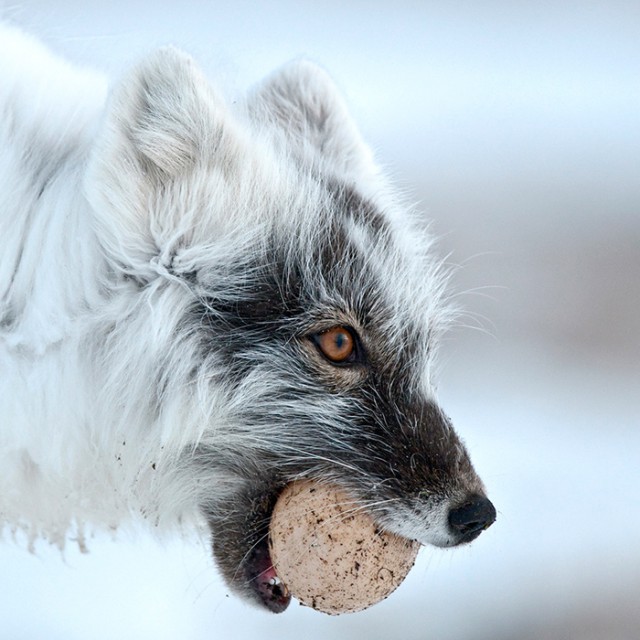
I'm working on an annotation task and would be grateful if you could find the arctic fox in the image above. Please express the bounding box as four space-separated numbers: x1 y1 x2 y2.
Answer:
0 24 495 612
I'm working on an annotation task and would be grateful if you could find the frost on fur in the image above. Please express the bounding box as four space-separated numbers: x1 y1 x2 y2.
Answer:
0 24 494 612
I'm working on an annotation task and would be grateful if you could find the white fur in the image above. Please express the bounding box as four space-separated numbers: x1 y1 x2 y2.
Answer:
0 23 465 565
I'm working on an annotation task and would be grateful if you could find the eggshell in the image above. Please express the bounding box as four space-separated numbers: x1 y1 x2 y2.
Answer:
268 480 420 614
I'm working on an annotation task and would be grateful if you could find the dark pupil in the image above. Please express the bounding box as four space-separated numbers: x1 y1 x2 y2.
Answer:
334 333 347 350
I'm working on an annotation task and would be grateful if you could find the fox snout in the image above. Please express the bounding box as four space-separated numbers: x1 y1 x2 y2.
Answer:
448 494 497 544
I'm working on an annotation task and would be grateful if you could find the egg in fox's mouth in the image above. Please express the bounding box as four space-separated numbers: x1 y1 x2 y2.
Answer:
244 480 422 615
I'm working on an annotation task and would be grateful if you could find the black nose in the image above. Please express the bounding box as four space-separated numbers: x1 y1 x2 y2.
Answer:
448 495 496 543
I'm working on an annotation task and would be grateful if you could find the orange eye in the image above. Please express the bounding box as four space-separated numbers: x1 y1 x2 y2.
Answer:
314 326 356 364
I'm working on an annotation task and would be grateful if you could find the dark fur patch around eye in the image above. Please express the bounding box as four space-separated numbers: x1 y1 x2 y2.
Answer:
185 187 392 384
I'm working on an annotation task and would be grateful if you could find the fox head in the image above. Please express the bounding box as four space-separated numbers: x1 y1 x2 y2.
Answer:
84 48 495 612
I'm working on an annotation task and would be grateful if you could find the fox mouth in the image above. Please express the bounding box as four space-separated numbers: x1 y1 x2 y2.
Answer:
244 528 291 613
239 491 495 612
213 477 496 613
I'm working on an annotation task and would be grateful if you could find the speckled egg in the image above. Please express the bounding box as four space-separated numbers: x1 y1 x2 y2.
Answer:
268 480 420 614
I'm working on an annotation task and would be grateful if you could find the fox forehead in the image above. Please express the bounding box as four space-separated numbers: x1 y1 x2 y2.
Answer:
183 175 447 399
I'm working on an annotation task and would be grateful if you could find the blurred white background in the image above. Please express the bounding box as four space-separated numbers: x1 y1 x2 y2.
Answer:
1 1 638 638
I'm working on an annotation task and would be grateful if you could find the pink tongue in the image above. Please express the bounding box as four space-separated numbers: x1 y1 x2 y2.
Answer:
251 545 290 613
260 567 284 587
260 563 280 585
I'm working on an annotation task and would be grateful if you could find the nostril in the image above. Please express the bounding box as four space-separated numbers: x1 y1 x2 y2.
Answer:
448 495 496 542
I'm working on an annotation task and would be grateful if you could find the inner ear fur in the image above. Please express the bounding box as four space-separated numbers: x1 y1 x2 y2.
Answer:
248 60 377 180
85 46 246 268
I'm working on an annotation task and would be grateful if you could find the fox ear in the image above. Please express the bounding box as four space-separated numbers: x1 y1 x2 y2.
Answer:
85 47 242 270
250 60 377 180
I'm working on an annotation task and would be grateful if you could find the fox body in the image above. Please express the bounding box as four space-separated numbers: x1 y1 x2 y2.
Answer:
0 25 494 611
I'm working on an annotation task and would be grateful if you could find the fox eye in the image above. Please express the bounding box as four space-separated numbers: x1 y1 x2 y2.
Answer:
311 326 360 365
